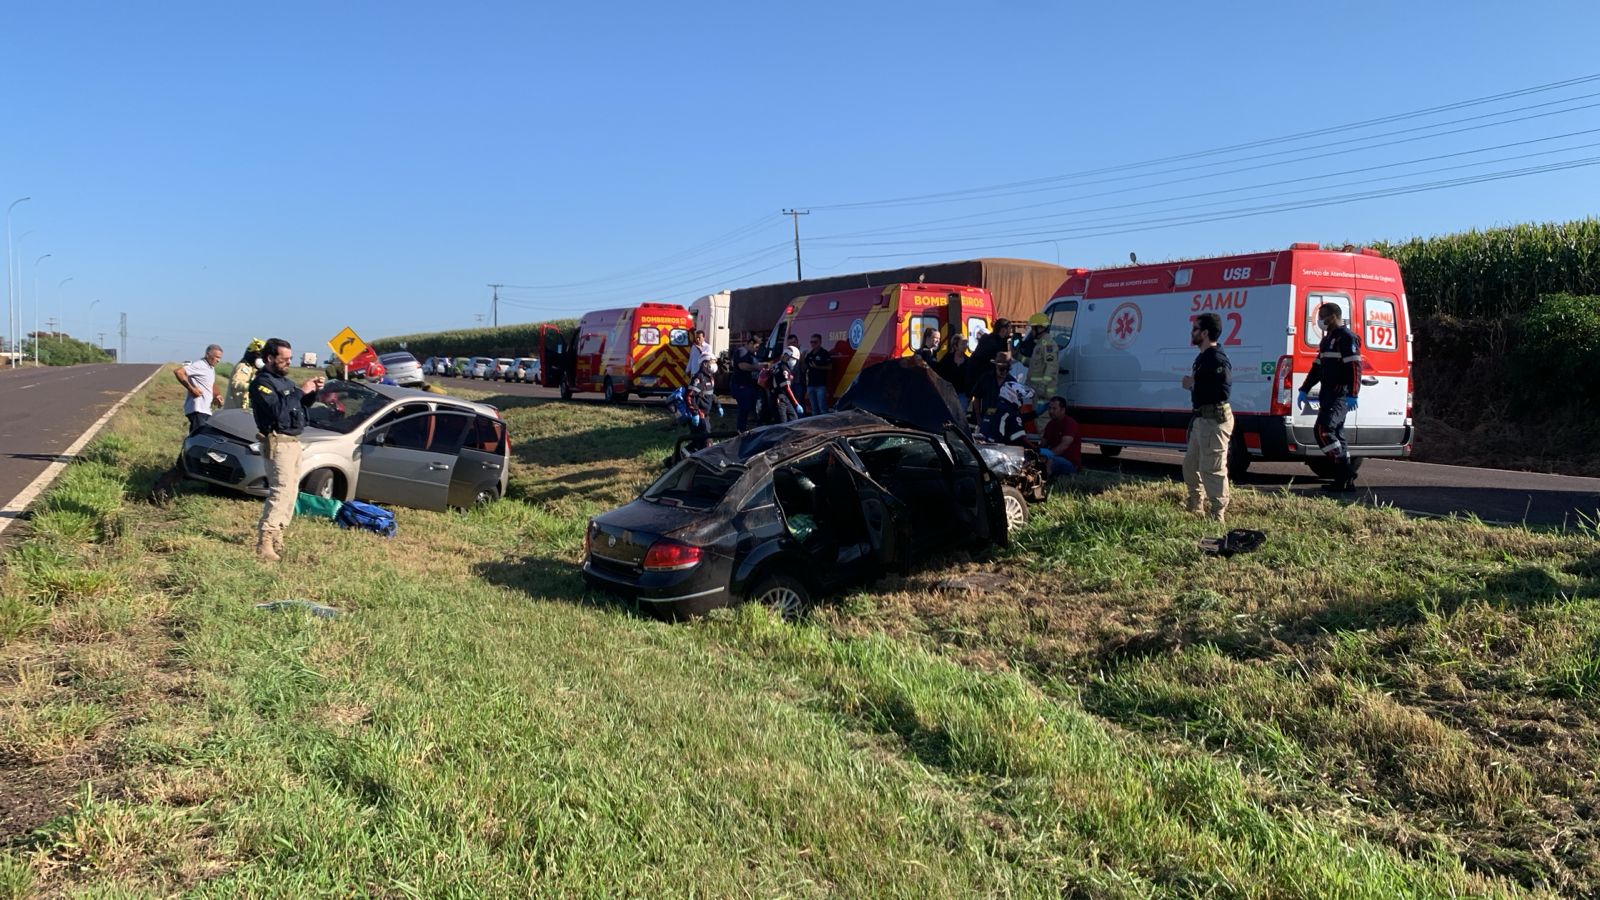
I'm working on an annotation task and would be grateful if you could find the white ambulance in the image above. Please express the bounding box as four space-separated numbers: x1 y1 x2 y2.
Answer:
1040 244 1413 476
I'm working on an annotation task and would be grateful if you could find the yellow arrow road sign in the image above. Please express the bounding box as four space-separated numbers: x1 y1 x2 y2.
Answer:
328 327 367 364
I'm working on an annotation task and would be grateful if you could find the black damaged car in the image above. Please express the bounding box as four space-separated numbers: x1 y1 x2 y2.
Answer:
582 357 1023 618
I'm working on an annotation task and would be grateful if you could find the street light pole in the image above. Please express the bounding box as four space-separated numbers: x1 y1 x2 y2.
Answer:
32 254 51 357
87 298 99 353
53 277 74 361
5 197 30 368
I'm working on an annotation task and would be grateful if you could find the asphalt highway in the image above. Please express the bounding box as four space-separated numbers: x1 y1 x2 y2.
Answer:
0 364 162 515
445 375 1600 529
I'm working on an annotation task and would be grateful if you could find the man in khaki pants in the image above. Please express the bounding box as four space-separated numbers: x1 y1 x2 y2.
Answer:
1180 313 1233 523
250 338 324 562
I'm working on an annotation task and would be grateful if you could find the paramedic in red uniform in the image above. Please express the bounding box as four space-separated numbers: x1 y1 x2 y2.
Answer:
1181 313 1233 523
1298 302 1362 493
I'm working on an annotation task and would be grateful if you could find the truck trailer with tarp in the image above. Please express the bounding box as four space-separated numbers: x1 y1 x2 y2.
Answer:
726 258 1069 339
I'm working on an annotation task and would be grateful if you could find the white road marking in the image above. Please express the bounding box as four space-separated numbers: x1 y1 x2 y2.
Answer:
0 368 160 537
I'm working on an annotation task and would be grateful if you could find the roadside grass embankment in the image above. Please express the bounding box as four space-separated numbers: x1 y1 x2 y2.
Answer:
0 378 1593 896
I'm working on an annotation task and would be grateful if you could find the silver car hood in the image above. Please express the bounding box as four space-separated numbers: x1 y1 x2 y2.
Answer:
202 409 340 443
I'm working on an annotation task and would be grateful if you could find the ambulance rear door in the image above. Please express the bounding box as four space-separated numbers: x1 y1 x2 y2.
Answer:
1351 291 1407 450
1291 290 1355 445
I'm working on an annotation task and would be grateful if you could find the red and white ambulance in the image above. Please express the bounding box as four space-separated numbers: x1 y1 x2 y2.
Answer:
763 283 996 404
562 302 694 402
1040 244 1413 475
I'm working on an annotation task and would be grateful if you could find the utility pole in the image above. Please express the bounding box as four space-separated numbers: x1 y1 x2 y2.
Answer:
782 209 809 281
97 332 106 348
119 312 127 363
487 283 503 328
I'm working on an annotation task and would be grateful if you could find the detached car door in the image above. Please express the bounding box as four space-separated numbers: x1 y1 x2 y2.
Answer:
356 410 469 511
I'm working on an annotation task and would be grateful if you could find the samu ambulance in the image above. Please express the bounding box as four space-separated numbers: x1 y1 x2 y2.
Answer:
562 302 694 402
1040 244 1413 475
763 283 997 404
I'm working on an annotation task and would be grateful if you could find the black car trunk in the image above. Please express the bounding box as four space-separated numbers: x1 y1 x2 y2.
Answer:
587 501 708 570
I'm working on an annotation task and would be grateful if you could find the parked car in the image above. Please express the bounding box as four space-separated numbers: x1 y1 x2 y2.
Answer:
379 352 425 387
467 357 493 379
449 356 471 377
180 380 509 511
421 356 450 377
511 357 540 383
490 357 515 381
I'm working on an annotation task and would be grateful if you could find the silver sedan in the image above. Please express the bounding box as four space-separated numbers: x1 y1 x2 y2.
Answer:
180 380 510 511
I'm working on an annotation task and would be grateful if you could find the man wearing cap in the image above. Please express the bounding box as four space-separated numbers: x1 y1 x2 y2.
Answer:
225 338 266 410
1181 313 1233 523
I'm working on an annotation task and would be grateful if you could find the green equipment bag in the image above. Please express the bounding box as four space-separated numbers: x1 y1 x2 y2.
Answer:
294 491 343 520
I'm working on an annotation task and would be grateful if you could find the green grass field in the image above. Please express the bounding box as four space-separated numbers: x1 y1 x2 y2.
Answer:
2 378 1596 897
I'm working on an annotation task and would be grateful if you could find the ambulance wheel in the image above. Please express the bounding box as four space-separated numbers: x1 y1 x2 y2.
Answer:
1097 445 1123 459
1002 486 1029 531
603 377 627 403
559 379 573 401
1227 434 1251 478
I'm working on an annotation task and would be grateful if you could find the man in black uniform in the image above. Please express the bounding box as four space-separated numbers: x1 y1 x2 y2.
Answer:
1298 302 1362 492
251 338 324 562
1181 313 1233 522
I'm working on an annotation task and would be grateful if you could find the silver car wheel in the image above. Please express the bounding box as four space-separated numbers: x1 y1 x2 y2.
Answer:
1002 486 1028 530
750 573 809 620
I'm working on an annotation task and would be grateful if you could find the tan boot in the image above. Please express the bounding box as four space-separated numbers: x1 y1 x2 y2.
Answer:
271 530 285 557
257 531 281 563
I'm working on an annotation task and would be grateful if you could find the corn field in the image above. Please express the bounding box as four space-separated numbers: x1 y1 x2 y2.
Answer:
370 319 577 361
1372 218 1600 319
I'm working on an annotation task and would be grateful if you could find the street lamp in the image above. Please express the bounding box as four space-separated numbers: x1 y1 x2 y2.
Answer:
54 277 74 360
5 197 30 367
87 297 99 353
32 254 51 356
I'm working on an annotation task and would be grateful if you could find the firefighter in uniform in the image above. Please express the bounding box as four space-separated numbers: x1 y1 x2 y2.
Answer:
251 338 325 562
1298 302 1362 492
1181 313 1233 523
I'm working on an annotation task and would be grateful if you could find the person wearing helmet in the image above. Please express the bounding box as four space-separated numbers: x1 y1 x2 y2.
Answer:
225 338 267 410
772 344 805 423
981 378 1033 445
1022 314 1059 397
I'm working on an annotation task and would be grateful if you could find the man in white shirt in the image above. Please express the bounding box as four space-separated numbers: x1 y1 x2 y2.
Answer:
176 344 225 433
687 329 712 381
151 344 223 505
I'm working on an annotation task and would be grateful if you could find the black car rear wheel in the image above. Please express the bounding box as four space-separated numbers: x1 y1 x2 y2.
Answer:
748 573 810 621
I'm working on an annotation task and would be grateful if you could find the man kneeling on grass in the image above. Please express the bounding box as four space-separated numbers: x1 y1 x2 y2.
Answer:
1036 395 1080 479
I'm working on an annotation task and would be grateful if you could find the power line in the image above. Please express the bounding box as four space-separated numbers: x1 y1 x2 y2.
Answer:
832 155 1600 261
811 130 1600 244
502 213 781 290
804 72 1600 210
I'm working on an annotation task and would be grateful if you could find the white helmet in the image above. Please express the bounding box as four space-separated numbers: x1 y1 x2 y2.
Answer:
784 345 802 361
700 358 718 374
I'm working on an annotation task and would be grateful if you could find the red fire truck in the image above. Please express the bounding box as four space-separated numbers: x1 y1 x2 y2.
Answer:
562 302 694 402
763 283 996 404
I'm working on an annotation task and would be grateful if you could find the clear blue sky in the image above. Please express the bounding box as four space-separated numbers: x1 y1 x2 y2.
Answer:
3 0 1598 363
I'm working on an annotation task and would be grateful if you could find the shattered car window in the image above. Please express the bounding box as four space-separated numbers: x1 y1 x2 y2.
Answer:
643 458 745 510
